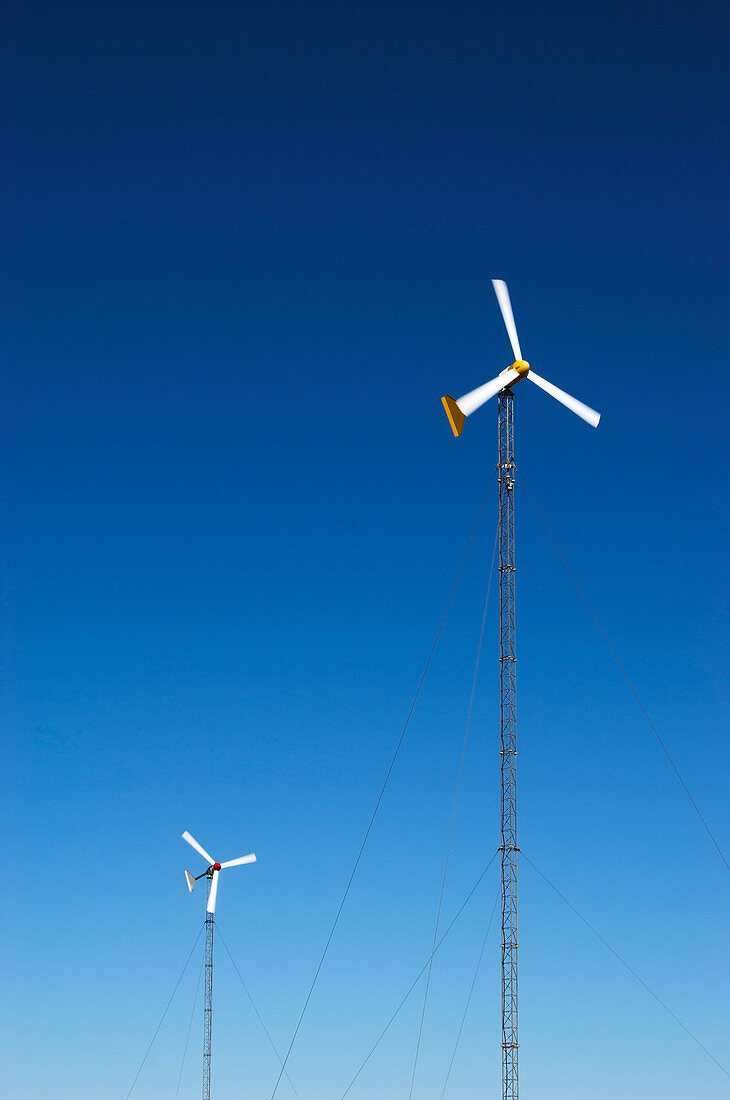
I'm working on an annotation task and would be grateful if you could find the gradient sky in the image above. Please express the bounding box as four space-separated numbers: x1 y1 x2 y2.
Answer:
3 2 729 1099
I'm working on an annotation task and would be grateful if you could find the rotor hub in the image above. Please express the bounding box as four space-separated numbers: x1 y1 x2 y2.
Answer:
512 360 530 376
212 863 221 871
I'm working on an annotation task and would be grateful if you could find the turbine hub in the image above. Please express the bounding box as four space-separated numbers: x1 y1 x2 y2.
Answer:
512 360 530 376
212 863 221 871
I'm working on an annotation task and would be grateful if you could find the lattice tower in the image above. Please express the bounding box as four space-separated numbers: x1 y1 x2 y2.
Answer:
498 391 519 1100
203 875 215 1100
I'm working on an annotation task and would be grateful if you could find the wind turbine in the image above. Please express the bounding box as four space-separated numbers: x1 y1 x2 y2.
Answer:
441 279 600 436
441 280 601 1100
182 830 256 1100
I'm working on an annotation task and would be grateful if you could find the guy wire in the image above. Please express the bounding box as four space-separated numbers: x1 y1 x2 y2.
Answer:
267 476 496 1100
408 517 500 1100
518 472 729 876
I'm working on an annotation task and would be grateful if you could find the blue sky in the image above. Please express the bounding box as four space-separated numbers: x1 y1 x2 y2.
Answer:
3 1 729 1098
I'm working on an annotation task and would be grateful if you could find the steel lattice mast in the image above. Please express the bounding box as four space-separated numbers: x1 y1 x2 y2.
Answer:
498 390 518 1100
203 874 215 1100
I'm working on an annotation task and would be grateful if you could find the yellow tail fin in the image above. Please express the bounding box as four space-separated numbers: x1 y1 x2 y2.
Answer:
441 395 465 437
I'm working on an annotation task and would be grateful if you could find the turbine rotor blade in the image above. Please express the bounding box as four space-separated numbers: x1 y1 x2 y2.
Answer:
220 853 257 868
492 280 523 361
182 830 215 866
527 370 601 427
456 368 520 418
207 869 220 914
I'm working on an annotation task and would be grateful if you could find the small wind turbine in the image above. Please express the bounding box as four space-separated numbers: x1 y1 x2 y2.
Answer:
183 829 256 913
441 279 600 436
182 830 256 1100
440 279 600 1100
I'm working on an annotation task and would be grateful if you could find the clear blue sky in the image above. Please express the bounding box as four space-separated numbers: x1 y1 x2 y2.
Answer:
3 2 729 1098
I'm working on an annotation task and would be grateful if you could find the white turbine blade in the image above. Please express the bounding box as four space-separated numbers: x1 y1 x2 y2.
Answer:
492 280 523 361
207 869 220 914
182 830 215 866
220 853 257 869
184 870 195 893
527 370 601 427
456 368 519 417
